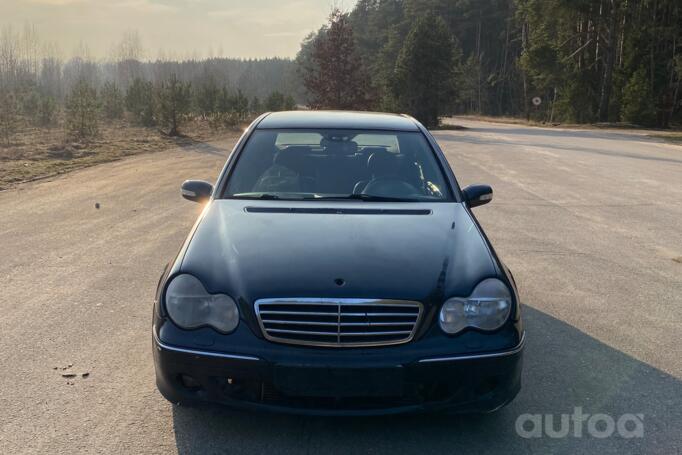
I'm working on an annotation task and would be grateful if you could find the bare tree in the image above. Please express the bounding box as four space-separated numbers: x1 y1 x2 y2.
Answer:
115 30 144 89
40 42 64 101
0 25 21 87
21 23 40 77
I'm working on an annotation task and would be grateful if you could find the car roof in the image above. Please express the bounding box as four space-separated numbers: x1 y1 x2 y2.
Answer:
257 111 421 132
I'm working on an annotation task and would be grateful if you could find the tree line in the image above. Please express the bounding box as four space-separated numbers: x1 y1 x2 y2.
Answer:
297 1 682 128
0 26 298 143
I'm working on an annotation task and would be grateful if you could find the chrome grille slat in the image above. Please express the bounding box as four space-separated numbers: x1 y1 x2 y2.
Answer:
340 322 415 327
255 298 423 347
347 313 419 317
263 320 414 327
267 329 338 336
259 311 337 316
264 320 338 326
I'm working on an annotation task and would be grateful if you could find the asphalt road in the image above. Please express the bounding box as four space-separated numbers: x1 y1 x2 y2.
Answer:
1 120 681 454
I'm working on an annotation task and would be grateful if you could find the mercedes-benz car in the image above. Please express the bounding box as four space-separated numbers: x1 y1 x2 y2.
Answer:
152 111 524 415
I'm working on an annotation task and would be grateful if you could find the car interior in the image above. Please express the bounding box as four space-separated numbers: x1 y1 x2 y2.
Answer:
226 131 448 199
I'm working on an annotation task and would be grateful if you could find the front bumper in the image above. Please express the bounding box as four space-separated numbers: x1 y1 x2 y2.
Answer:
153 329 524 416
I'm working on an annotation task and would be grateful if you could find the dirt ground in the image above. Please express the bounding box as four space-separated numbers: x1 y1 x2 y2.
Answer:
0 118 241 190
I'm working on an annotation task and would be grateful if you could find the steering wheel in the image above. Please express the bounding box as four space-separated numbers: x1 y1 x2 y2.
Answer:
362 178 420 198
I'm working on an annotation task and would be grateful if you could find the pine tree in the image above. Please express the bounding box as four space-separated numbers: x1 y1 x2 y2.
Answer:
101 81 124 120
265 91 286 111
37 95 58 127
621 67 657 126
126 78 155 126
156 73 192 136
196 75 219 118
392 14 459 127
65 79 99 141
458 55 484 114
216 86 233 114
20 87 41 123
250 96 262 114
232 89 249 119
302 9 374 110
283 94 296 110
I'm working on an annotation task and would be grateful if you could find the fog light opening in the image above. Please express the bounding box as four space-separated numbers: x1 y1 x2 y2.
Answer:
179 374 202 391
475 377 499 397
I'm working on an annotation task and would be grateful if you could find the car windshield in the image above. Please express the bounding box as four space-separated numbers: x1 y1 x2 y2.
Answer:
223 129 452 202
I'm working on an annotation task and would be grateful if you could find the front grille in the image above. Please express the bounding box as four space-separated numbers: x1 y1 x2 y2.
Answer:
255 298 423 347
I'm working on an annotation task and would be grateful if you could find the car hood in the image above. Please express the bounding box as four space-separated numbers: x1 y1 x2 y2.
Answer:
180 200 497 304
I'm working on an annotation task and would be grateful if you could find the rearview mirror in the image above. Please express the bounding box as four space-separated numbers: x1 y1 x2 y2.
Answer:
181 180 213 203
463 184 493 208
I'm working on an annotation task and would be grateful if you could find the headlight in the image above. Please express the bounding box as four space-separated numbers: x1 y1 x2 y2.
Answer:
164 274 239 333
439 278 512 334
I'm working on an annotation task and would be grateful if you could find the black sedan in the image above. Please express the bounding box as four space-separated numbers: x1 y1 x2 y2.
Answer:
152 111 524 415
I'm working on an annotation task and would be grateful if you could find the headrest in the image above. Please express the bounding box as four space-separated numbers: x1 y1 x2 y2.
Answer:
321 139 358 156
273 146 311 168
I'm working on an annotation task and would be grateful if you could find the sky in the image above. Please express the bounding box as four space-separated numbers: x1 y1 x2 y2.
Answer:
1 0 358 60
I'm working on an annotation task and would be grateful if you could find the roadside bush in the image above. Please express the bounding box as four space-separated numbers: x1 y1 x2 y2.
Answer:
208 112 241 132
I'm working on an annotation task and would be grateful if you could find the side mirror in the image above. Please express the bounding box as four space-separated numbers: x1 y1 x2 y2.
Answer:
463 184 493 208
181 180 213 203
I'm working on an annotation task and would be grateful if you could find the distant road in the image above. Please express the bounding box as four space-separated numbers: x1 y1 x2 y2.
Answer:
1 119 680 454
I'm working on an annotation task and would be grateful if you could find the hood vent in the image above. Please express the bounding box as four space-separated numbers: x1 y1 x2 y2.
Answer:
245 207 431 215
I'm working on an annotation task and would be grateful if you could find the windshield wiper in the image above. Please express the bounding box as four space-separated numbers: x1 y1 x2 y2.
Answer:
310 194 419 202
232 193 281 200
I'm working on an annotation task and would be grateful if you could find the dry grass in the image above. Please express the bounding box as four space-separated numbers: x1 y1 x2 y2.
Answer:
0 118 241 190
444 115 682 146
447 115 682 131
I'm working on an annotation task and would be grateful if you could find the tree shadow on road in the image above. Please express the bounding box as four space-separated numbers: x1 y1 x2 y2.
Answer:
171 306 682 454
173 136 228 157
